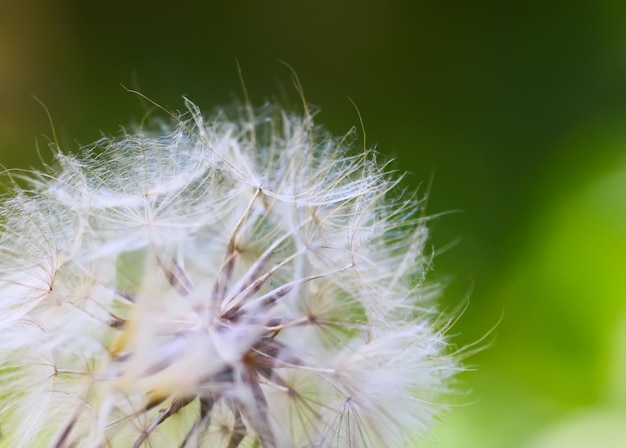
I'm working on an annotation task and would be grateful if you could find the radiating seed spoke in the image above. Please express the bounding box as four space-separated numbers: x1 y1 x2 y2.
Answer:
178 396 215 448
212 189 261 306
156 255 194 296
51 414 78 448
130 396 194 448
226 406 247 448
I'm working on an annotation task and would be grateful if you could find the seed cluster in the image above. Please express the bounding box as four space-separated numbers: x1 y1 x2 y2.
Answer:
0 100 456 447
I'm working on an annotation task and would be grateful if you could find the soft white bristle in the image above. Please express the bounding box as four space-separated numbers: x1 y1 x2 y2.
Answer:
0 100 457 447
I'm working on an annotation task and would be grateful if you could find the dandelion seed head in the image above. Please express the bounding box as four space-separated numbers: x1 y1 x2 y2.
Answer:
0 98 458 447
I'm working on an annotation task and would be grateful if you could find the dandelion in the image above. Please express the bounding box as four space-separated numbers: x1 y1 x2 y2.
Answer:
0 96 457 447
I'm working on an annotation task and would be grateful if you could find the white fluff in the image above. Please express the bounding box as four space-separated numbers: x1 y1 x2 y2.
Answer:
0 99 457 447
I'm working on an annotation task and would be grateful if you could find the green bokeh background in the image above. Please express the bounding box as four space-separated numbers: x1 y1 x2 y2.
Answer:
2 1 626 446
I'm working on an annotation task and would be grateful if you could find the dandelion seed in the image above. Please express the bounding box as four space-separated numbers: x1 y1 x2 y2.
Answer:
0 97 458 447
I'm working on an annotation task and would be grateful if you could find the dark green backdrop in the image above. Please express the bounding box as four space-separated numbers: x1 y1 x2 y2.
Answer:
3 1 626 446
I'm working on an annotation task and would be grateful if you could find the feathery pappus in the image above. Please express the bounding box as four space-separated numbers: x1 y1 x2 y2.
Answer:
0 97 458 447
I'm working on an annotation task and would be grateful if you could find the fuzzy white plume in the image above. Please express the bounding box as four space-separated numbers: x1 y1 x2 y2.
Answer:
0 99 457 447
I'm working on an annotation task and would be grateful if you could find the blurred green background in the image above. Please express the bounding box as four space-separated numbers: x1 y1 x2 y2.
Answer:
2 1 626 446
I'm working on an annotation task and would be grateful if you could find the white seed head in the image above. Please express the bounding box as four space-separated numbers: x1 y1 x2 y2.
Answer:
0 99 457 447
